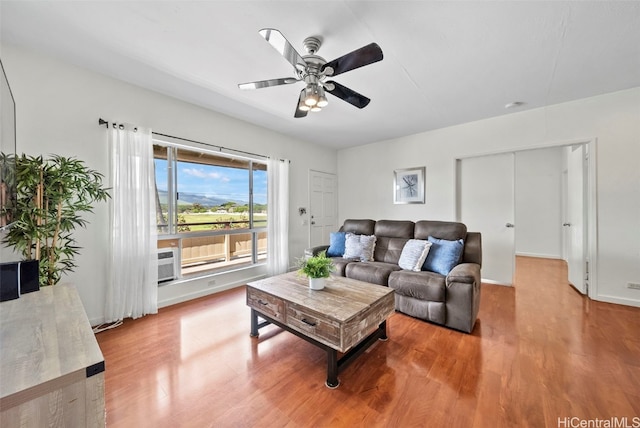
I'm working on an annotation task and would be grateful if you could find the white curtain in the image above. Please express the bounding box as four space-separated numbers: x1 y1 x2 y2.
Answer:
105 124 158 322
267 158 290 276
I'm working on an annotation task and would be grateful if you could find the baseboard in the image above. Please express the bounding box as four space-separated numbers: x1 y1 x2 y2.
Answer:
88 274 267 327
158 274 266 308
515 252 563 260
593 293 640 308
481 279 513 287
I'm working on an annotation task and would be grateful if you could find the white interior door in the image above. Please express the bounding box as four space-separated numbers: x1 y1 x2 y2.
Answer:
565 145 587 294
309 170 337 247
458 153 515 285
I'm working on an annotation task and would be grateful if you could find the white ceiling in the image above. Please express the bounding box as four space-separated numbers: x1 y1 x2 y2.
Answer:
1 1 639 149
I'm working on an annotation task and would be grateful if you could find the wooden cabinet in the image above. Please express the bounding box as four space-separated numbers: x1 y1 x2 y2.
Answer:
0 284 105 427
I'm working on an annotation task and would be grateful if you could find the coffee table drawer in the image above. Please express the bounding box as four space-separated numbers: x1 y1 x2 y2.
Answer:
286 303 340 348
247 287 285 321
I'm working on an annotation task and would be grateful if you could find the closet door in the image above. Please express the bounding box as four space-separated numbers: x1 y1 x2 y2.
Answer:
458 153 515 285
565 145 587 294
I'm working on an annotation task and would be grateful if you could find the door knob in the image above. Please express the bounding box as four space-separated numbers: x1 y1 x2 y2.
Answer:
311 221 316 225
563 223 571 227
505 223 514 228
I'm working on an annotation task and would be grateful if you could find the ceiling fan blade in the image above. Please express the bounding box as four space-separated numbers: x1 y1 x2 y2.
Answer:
294 89 308 118
322 43 383 77
259 28 307 73
238 77 299 90
324 81 371 109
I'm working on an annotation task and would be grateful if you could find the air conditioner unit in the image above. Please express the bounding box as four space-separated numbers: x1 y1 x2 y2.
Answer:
157 248 178 283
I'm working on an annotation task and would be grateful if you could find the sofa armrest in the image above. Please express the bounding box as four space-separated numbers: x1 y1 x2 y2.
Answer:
446 262 480 286
445 263 481 333
304 245 330 258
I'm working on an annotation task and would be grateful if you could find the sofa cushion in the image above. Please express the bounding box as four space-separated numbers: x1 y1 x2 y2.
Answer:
422 236 464 275
372 220 414 264
341 219 376 235
394 294 446 325
398 239 432 271
329 257 358 276
388 270 446 302
415 220 467 241
345 261 401 286
373 236 410 264
343 233 377 261
374 220 415 238
326 232 346 257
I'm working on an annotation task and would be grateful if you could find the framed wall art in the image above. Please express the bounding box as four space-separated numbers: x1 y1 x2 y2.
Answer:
394 167 425 204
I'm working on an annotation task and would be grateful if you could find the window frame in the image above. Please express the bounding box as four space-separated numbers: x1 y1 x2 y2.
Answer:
153 137 268 276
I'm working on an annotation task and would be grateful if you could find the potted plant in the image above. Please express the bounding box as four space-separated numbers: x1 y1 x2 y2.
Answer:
1 154 110 286
297 250 335 290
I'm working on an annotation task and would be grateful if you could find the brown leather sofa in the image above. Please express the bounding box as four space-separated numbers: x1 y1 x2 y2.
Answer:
305 219 482 333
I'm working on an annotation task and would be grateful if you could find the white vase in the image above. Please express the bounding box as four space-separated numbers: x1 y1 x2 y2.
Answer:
309 277 325 290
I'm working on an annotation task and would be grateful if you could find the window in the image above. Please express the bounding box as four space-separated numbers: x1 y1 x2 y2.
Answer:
154 142 267 279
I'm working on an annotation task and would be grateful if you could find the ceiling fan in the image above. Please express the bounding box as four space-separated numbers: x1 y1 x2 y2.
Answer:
238 28 383 118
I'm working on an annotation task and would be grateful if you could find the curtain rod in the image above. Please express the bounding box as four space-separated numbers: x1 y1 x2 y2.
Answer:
97 118 287 162
98 118 136 132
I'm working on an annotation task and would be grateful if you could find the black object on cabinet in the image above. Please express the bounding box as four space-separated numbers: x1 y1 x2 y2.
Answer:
20 259 40 294
0 260 40 301
0 262 19 301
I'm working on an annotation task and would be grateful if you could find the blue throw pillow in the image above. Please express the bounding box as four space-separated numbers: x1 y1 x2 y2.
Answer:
326 232 346 257
422 236 464 275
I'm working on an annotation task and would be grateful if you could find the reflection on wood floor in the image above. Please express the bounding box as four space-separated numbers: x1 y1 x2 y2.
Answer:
96 256 640 427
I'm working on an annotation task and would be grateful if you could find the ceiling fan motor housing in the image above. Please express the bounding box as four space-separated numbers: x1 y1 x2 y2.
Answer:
303 36 322 54
302 55 327 83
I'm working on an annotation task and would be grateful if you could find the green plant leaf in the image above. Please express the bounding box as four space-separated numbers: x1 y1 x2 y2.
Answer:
1 154 110 285
297 251 335 279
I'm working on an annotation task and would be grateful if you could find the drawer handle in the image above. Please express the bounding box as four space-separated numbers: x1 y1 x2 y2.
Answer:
257 299 269 306
301 318 316 327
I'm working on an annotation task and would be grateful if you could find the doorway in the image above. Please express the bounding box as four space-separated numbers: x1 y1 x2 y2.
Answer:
456 139 596 297
308 170 337 248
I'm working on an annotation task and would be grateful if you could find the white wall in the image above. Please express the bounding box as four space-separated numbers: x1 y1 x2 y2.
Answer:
514 147 563 259
338 88 640 308
1 44 337 324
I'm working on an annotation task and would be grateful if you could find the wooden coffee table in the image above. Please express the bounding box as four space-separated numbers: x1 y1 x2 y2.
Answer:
246 272 395 388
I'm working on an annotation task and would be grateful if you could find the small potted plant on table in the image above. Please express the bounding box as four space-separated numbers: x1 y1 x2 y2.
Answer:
297 251 335 290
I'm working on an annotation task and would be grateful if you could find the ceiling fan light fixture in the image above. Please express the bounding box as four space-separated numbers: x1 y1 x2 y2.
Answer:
303 86 319 106
317 87 328 108
310 105 322 112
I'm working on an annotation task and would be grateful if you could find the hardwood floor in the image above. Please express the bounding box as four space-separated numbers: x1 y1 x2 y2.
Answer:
96 257 640 427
